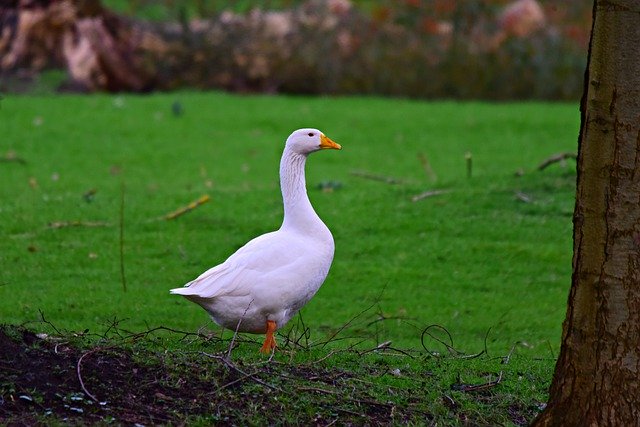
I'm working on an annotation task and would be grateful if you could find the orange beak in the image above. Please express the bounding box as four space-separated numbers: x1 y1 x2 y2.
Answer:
320 134 342 150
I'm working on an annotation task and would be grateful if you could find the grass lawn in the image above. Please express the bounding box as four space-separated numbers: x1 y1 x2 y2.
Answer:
0 92 578 424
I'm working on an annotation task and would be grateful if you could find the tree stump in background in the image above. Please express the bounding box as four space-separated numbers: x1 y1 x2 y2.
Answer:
0 0 162 91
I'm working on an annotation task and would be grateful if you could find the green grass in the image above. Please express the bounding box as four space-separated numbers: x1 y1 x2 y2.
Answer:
0 93 578 424
1 93 577 357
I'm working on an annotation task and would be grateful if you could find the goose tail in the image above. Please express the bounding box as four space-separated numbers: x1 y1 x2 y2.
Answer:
170 281 199 296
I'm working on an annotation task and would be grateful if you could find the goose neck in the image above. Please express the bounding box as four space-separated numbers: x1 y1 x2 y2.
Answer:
280 148 319 230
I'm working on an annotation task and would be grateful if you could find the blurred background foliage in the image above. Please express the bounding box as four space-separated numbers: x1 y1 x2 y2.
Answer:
0 0 591 99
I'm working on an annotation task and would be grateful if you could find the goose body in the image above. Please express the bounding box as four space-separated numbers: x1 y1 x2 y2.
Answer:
170 128 341 352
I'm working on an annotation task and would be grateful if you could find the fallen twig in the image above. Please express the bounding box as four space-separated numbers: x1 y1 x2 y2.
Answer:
502 341 520 365
76 346 118 402
375 340 392 350
48 221 111 229
452 371 503 392
411 189 450 202
318 283 388 349
303 350 340 366
334 407 363 418
358 341 406 357
226 299 253 360
201 351 282 392
118 325 215 344
292 312 311 349
298 385 394 409
318 301 376 349
119 182 127 292
455 327 491 360
0 154 27 164
545 340 556 360
163 194 210 220
537 152 577 170
417 152 437 182
350 170 405 185
37 309 63 336
77 350 100 402
296 385 340 395
514 191 532 203
421 324 491 360
442 394 457 409
217 370 261 391
421 324 459 356
360 343 416 359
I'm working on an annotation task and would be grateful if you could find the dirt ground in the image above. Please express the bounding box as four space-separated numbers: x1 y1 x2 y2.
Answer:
1 324 540 425
1 325 221 424
0 324 404 425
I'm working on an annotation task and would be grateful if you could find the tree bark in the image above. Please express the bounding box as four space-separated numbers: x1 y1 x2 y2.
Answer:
533 1 640 425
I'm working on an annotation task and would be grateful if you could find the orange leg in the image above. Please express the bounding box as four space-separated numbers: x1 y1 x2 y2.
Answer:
259 320 277 354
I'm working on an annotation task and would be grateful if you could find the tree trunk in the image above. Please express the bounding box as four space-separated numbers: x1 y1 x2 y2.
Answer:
533 1 640 425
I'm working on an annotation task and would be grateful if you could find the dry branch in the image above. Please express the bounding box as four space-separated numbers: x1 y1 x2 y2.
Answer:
0 152 27 164
76 350 100 402
48 220 111 228
417 152 437 182
201 351 282 392
318 299 378 348
119 182 126 292
76 346 118 402
501 341 519 365
350 170 405 185
420 324 459 356
411 189 450 202
163 195 210 220
298 385 394 409
452 371 503 392
421 324 491 360
514 191 532 203
226 299 253 360
537 152 577 170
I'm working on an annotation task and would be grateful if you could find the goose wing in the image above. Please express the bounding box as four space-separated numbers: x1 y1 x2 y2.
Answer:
169 230 309 299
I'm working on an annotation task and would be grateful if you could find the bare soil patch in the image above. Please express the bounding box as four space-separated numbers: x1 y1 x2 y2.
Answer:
0 325 408 425
0 324 540 425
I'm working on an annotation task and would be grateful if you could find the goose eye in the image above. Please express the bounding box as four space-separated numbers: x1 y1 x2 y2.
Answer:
308 132 314 137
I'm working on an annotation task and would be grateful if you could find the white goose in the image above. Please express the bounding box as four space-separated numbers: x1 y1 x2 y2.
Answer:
171 128 341 353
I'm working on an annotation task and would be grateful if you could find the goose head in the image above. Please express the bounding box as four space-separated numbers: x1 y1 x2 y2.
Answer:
285 128 341 155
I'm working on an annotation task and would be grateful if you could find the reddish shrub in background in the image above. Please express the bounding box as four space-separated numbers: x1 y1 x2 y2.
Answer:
499 0 546 38
0 0 591 100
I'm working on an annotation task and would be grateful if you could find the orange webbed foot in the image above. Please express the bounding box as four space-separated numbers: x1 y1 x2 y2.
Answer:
259 320 277 354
